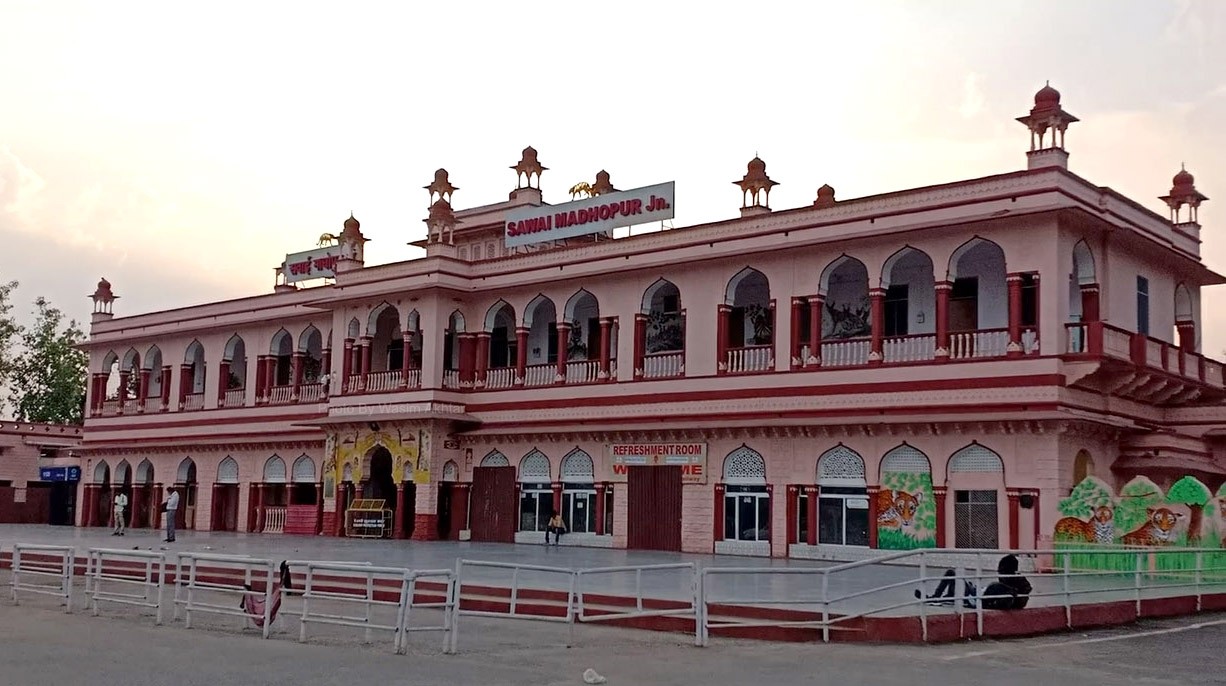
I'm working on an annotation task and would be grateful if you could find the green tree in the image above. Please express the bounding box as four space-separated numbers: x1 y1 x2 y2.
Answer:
1116 477 1164 536
0 280 19 416
8 297 88 424
1167 476 1211 544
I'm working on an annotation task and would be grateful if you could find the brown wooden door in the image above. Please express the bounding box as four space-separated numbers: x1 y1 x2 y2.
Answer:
436 483 453 540
627 466 683 552
470 466 517 543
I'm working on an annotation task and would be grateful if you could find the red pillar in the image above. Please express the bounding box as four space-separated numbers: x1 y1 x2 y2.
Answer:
321 346 332 388
138 369 151 412
786 485 799 544
809 297 828 367
88 374 98 415
1007 273 1024 358
1080 283 1100 323
459 333 477 387
117 370 130 414
632 314 647 379
256 484 268 532
933 487 947 548
334 483 347 537
716 304 731 373
1007 490 1021 550
475 333 490 386
177 365 191 410
555 323 569 384
869 288 885 365
1030 491 1041 549
598 318 613 381
713 483 725 544
806 486 819 546
1177 321 1196 352
264 355 277 396
152 483 164 531
594 483 606 535
394 483 407 539
315 483 324 534
514 327 528 386
453 483 471 538
340 339 353 393
217 360 230 406
1031 274 1041 353
551 482 563 516
867 485 880 549
246 483 259 532
935 281 951 360
210 484 222 530
160 366 172 411
359 337 372 390
253 356 266 403
789 298 804 369
81 484 94 527
290 352 304 401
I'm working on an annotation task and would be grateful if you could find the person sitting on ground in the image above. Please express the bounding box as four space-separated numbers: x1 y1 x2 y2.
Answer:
915 569 977 608
980 554 1032 610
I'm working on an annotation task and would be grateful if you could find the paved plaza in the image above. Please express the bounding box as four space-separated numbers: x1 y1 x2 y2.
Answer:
1 524 1220 618
1 582 1224 686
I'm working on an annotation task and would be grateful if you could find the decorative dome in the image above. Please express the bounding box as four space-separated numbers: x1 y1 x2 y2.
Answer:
1173 167 1195 188
747 157 767 175
814 184 837 208
1034 82 1061 108
343 213 360 231
96 278 112 294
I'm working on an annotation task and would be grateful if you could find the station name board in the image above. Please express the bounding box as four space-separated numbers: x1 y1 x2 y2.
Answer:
283 246 342 284
504 181 675 247
606 442 707 484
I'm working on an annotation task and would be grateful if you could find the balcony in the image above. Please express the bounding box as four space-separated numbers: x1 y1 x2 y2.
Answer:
1064 322 1225 404
183 393 205 411
725 345 774 374
222 388 246 408
268 385 293 405
299 382 325 403
101 400 119 417
642 350 684 379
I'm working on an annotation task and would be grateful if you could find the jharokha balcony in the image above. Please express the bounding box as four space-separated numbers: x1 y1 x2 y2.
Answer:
1064 321 1225 404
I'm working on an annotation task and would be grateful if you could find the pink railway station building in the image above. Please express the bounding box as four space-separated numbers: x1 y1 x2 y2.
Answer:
76 84 1226 560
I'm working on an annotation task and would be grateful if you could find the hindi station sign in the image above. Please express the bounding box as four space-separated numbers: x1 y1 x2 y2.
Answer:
282 246 342 284
605 442 707 484
504 181 676 247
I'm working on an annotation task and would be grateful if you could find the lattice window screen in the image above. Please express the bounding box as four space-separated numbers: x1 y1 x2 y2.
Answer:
136 460 153 483
723 446 767 485
442 460 459 482
292 455 316 483
94 461 110 484
480 451 509 467
263 456 287 483
880 446 931 474
519 450 551 482
177 459 195 483
955 490 999 548
817 446 866 481
561 449 595 482
217 457 239 484
114 461 131 483
949 445 1004 473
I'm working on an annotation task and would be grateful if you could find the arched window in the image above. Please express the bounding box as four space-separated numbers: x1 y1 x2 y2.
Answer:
442 460 459 482
559 449 598 534
264 455 287 483
722 446 769 542
480 450 509 467
948 443 1004 549
1072 450 1094 485
217 457 240 484
814 446 869 547
519 449 552 533
292 455 316 483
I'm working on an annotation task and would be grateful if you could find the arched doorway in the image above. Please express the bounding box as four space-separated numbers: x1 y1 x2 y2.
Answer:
367 447 396 506
93 461 112 528
176 458 198 531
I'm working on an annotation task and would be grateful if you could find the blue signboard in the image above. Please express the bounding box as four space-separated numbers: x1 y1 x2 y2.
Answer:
39 467 81 482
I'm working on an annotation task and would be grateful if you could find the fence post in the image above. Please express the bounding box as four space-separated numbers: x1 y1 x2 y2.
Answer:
918 553 928 642
566 569 577 649
1196 550 1204 613
1062 552 1071 628
820 571 830 643
692 566 703 647
974 554 984 637
448 570 461 655
261 563 274 640
1134 550 1143 618
10 546 19 605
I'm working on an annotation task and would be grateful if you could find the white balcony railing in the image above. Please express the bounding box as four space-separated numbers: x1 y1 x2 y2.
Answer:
223 388 246 407
122 398 140 414
725 345 773 373
642 350 684 379
299 383 323 403
821 338 870 367
101 400 119 417
262 506 286 534
484 367 515 390
365 370 401 393
268 385 292 405
882 334 935 364
948 329 1009 360
566 359 601 384
524 363 554 387
443 369 460 390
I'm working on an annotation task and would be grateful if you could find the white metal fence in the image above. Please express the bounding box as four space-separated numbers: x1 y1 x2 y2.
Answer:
84 547 167 624
173 552 279 638
9 543 74 612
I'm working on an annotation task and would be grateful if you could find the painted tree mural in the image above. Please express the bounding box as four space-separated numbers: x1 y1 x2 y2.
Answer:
1112 476 1164 538
1058 476 1114 520
1166 476 1212 544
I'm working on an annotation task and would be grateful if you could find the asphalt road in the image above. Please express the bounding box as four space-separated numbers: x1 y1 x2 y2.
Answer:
0 594 1222 686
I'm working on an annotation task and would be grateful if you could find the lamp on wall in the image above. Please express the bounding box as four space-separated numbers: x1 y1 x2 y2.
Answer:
916 312 925 324
1019 493 1036 509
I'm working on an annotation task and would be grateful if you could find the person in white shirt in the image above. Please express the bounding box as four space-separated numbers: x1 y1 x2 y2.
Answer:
112 491 129 536
163 487 180 543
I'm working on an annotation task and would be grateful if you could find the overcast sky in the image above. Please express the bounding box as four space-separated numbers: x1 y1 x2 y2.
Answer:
2 1 1225 351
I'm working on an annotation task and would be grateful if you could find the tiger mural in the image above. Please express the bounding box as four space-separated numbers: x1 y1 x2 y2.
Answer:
1053 505 1115 544
877 489 923 530
1121 507 1185 546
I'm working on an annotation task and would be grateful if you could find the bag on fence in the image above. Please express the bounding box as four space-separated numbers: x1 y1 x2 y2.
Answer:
241 584 284 628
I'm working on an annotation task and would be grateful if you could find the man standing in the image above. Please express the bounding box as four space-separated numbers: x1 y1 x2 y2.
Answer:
163 487 179 543
112 491 129 536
